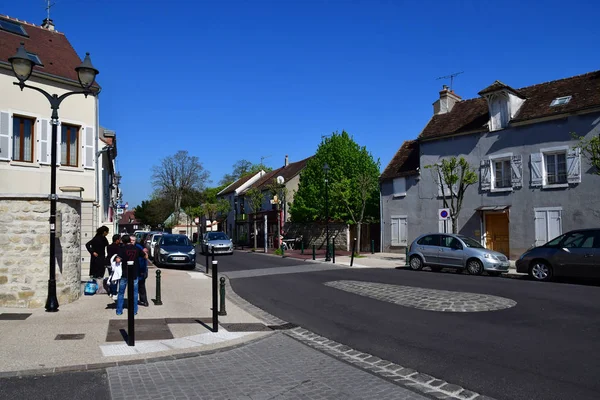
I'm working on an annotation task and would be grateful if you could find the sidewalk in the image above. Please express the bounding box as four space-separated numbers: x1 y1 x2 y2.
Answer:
0 263 270 375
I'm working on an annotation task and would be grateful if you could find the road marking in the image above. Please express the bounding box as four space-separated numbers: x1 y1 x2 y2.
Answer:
222 264 346 279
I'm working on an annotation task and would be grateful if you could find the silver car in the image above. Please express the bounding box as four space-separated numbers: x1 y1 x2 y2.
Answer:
200 232 234 255
408 233 510 276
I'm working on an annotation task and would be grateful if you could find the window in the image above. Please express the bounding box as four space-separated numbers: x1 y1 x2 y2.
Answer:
390 216 407 246
392 177 406 197
561 231 595 249
545 152 567 184
26 52 42 66
534 207 562 247
61 124 79 167
458 235 485 248
417 235 440 247
0 19 28 36
12 116 35 162
493 159 511 188
441 236 462 249
550 96 571 107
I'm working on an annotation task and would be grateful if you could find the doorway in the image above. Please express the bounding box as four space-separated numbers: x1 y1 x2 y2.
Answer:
485 213 509 256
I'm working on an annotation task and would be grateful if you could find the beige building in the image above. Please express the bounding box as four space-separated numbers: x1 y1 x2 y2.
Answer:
0 15 117 307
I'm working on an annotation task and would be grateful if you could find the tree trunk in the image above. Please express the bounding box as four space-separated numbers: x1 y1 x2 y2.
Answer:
253 220 258 249
356 223 362 254
452 217 458 234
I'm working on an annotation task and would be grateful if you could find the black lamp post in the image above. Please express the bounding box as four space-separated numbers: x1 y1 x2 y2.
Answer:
323 163 331 262
233 197 238 248
9 42 99 312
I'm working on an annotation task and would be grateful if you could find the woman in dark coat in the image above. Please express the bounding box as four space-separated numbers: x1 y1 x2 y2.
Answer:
86 226 109 278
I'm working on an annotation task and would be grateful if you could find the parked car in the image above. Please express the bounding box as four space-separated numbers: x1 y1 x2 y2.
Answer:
200 232 234 255
516 229 600 281
144 232 163 259
407 233 509 276
134 230 149 244
154 234 196 269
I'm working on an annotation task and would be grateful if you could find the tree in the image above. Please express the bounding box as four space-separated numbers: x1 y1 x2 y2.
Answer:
152 150 209 225
135 197 173 229
425 157 478 233
290 131 380 252
572 133 600 175
245 187 264 249
219 159 272 186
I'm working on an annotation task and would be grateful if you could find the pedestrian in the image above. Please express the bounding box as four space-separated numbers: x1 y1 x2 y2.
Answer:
116 234 148 316
104 234 122 299
86 226 109 279
133 236 149 307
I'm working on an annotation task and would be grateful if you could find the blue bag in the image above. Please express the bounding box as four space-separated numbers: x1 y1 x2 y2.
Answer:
84 279 98 296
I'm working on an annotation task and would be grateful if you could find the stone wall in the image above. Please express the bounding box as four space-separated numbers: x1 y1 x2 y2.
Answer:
283 222 349 251
0 196 81 308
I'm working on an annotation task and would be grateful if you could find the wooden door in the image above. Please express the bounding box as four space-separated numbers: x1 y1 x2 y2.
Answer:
485 213 510 256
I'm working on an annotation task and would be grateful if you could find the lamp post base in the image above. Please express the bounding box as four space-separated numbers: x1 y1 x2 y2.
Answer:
45 279 59 312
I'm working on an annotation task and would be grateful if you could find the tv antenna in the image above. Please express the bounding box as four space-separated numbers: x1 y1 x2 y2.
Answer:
45 0 55 21
260 155 271 166
436 71 463 91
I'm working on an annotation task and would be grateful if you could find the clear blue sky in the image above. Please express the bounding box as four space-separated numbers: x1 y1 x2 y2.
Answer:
5 0 600 207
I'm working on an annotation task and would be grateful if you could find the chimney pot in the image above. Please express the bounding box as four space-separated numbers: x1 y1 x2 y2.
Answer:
285 155 289 167
42 18 55 31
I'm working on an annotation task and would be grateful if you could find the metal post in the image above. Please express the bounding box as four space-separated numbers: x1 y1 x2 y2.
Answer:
301 241 304 255
205 245 209 274
276 201 281 253
155 269 163 305
325 174 330 262
45 117 59 312
350 238 357 266
281 243 285 257
218 277 227 316
312 244 315 260
212 260 218 332
211 245 215 267
332 243 335 264
405 246 409 266
263 215 267 253
371 239 375 254
127 264 135 346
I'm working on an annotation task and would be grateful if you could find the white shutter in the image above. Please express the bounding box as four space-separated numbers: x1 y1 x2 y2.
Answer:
534 210 547 246
399 217 407 245
56 121 61 166
530 153 543 187
83 126 95 169
391 218 399 245
480 159 491 191
547 210 562 241
393 177 406 196
566 148 581 184
439 219 450 233
38 119 51 164
0 111 11 161
511 155 522 188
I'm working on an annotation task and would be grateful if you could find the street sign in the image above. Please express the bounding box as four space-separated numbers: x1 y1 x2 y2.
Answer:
438 208 450 220
117 208 124 215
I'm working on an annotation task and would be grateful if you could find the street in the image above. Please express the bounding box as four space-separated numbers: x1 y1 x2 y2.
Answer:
213 251 600 400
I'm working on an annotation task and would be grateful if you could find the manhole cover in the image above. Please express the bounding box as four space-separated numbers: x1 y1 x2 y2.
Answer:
221 323 272 332
0 313 31 320
55 334 85 340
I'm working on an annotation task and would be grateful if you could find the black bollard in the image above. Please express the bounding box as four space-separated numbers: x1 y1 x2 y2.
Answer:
205 245 209 274
301 241 304 255
155 269 163 306
371 239 375 254
350 238 357 267
405 246 409 266
332 243 335 264
212 260 218 332
218 277 227 316
211 245 215 267
312 244 316 260
127 262 135 346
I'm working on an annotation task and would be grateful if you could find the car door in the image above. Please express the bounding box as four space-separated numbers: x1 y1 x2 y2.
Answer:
552 231 596 278
438 236 465 267
416 235 441 265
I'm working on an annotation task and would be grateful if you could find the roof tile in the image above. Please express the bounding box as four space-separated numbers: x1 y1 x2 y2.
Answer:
380 140 419 181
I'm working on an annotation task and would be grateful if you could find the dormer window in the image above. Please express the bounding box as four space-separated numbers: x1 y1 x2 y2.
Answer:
550 96 571 107
488 93 510 131
478 80 526 132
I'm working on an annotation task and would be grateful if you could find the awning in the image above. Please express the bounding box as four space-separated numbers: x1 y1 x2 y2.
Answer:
475 205 511 211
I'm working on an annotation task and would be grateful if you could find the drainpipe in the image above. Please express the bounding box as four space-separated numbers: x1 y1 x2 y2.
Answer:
379 183 383 253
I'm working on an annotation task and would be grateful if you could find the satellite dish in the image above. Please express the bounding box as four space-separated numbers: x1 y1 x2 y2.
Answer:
276 176 285 185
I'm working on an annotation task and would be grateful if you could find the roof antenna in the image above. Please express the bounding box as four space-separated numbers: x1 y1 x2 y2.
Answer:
260 155 271 166
46 0 55 21
436 71 464 91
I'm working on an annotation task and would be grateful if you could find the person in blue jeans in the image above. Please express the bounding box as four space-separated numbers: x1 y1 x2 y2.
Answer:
135 238 149 307
116 234 147 316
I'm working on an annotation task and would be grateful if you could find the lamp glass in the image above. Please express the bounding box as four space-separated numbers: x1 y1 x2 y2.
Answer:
11 58 33 81
77 67 96 89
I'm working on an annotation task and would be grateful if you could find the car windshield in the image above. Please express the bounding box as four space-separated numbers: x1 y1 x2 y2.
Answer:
544 234 566 247
162 236 190 246
207 232 229 241
153 235 162 242
458 236 484 248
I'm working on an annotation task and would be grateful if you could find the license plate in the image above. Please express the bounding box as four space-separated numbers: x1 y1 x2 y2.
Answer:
172 257 186 261
501 262 510 267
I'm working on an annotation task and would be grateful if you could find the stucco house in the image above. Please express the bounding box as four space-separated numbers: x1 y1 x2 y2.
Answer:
380 71 600 260
0 15 117 307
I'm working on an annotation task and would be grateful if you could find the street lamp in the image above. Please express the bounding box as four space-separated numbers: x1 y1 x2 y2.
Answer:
233 197 238 248
9 42 99 312
323 163 330 262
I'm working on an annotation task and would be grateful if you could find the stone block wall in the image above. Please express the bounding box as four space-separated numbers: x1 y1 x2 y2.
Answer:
283 222 349 251
0 196 81 308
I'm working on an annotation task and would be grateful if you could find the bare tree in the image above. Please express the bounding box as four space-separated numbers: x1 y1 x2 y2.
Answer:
152 151 209 225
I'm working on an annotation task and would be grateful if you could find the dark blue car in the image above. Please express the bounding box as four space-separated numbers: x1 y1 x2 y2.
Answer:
153 234 196 269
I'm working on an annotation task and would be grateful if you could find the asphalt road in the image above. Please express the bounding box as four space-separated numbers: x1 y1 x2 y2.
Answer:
214 252 600 400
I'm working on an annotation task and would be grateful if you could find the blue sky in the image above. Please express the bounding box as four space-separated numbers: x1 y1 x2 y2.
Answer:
5 0 600 207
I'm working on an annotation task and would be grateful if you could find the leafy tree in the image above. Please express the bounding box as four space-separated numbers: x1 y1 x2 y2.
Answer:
152 150 210 225
219 159 272 186
572 133 600 175
425 157 478 233
245 187 265 249
290 131 380 252
201 203 219 222
135 197 173 229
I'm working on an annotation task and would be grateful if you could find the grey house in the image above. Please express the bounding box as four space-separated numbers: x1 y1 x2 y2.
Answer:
380 71 600 259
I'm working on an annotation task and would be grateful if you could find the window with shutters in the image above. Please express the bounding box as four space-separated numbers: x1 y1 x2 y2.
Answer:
12 115 35 163
531 146 580 188
545 152 567 184
61 124 79 167
392 177 406 197
481 153 522 192
390 215 407 246
494 159 511 188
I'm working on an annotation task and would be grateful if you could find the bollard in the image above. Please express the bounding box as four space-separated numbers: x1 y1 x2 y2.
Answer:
405 246 409 266
332 244 335 264
154 269 163 306
350 238 357 267
301 241 304 255
218 277 227 316
371 239 375 254
211 245 215 266
212 260 218 332
281 244 285 258
205 245 209 274
127 263 135 346
312 244 316 260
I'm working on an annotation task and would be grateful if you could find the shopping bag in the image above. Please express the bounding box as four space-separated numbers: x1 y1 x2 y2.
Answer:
84 279 98 296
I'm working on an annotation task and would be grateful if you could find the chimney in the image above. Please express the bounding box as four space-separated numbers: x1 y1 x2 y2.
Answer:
42 18 55 31
284 155 289 167
433 85 461 115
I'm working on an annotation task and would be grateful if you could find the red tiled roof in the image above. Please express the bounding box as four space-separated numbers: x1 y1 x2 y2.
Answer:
248 156 313 192
420 70 600 140
0 15 99 87
380 140 420 182
118 210 139 225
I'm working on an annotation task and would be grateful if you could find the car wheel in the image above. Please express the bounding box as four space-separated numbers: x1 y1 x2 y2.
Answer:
467 259 483 275
529 261 552 281
430 266 442 272
409 255 424 271
488 271 502 277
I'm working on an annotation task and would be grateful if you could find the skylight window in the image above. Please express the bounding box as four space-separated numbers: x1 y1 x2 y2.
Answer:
0 19 28 36
550 96 572 107
26 52 42 66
